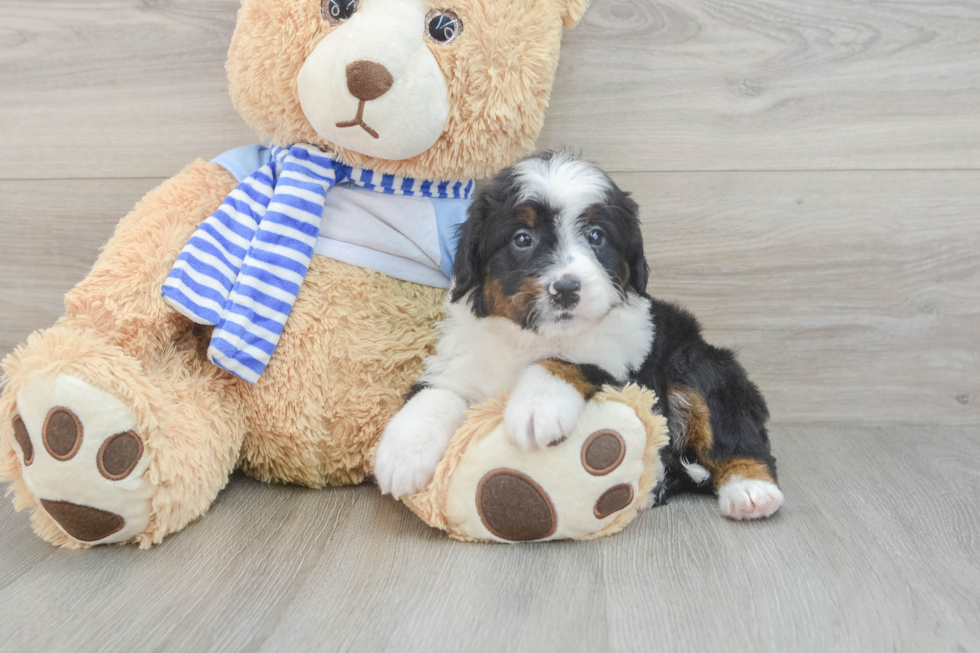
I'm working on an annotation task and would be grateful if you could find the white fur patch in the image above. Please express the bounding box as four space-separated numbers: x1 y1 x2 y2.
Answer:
681 459 711 485
717 476 784 520
513 151 611 220
422 292 653 404
504 364 586 449
14 374 153 545
374 388 467 498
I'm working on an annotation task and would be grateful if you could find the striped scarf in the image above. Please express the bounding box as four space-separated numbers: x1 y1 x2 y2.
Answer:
162 143 475 384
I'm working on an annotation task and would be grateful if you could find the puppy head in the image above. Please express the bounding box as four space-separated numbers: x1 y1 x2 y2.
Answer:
226 0 591 180
452 151 649 332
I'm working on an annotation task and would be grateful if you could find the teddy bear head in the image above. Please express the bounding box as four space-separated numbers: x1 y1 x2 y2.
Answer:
227 0 589 181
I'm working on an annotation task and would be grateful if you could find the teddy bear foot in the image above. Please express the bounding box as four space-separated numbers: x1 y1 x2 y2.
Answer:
11 374 153 545
404 384 669 543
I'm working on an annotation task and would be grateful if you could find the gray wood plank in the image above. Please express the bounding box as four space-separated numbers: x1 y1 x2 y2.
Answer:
0 0 254 180
543 0 980 171
2 0 979 180
0 426 977 652
621 169 980 425
3 172 977 425
0 178 166 355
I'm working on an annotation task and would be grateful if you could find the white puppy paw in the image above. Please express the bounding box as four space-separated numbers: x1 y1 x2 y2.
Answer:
505 364 586 450
718 476 784 520
374 388 466 499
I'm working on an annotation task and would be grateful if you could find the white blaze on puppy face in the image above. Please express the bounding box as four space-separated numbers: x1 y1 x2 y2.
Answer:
512 153 620 330
298 0 451 161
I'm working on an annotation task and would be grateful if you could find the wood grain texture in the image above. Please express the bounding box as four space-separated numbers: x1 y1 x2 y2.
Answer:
621 169 980 425
2 173 977 425
2 0 980 179
0 178 166 355
0 426 978 653
0 0 253 180
541 0 980 171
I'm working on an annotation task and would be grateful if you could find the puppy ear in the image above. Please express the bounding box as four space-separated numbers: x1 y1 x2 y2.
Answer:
630 246 650 295
558 0 591 27
450 194 488 305
621 193 650 294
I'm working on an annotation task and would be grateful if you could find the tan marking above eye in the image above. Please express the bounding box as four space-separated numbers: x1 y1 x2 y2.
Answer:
518 206 537 227
12 416 34 466
43 407 83 461
98 431 144 481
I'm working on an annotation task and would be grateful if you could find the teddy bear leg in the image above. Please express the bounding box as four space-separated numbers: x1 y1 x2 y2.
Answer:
1 323 246 548
0 160 248 548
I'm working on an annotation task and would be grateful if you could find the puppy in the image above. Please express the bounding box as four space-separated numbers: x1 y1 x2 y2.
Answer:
375 151 783 520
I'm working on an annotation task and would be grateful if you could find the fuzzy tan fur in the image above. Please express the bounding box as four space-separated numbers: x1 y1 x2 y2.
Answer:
228 0 585 180
404 384 668 542
1 0 590 547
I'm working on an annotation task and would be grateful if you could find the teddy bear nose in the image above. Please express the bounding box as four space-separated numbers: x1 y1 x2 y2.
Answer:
345 60 394 102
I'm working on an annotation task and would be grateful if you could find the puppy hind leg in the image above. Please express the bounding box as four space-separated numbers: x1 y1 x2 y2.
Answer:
714 458 784 521
668 385 783 520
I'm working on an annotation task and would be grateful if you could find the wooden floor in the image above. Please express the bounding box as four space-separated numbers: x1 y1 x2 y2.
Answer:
1 1 979 651
1 426 978 653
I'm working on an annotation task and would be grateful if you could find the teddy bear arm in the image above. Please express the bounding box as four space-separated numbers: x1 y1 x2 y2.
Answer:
61 160 238 361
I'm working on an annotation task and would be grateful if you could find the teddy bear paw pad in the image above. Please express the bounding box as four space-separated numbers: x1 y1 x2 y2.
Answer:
11 374 153 544
446 397 657 542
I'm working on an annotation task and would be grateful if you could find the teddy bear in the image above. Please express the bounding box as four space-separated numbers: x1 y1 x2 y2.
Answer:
0 0 668 548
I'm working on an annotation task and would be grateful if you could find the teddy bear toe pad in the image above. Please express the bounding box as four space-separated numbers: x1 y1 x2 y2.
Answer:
12 375 153 544
447 398 653 542
476 469 557 541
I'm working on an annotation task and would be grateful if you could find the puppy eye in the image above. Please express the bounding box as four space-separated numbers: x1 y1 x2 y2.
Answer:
322 0 358 24
513 232 534 249
587 228 606 247
425 9 462 44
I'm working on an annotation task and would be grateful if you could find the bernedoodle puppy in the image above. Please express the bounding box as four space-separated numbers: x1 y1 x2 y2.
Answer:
375 151 784 520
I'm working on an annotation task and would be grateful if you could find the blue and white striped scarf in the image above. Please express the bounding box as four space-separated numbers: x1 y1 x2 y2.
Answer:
162 143 475 384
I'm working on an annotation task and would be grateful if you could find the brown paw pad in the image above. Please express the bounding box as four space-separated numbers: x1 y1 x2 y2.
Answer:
97 431 144 481
40 499 125 542
594 484 635 519
42 407 83 461
12 416 34 466
581 429 626 476
477 469 557 541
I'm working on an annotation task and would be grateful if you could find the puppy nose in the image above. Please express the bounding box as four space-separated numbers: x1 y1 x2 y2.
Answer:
346 60 394 102
550 275 581 309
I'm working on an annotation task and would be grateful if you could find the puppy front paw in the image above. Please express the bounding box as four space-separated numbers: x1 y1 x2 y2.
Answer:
505 364 586 450
374 388 466 499
375 431 443 499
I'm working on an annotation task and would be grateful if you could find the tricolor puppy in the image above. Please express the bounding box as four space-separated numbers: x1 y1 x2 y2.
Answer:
375 151 783 520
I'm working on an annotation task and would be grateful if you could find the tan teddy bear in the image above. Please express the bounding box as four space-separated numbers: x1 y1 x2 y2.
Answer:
1 0 667 548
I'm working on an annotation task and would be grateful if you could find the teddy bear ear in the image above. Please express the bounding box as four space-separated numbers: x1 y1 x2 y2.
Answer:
558 0 591 27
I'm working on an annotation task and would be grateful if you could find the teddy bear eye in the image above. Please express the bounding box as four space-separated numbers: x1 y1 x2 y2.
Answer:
322 0 358 25
425 9 462 45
